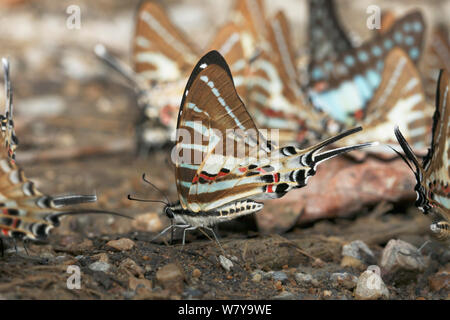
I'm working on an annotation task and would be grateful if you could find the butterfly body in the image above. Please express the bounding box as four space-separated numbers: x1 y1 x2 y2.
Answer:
164 199 263 228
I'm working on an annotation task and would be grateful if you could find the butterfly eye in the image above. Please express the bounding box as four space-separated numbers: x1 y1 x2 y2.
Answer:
165 207 174 219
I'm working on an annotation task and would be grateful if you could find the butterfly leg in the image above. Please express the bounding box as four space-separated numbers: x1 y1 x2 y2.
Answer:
203 226 225 255
23 239 30 256
151 224 175 243
181 226 198 246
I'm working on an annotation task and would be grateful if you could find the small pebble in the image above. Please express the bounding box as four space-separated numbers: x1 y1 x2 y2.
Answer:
330 272 358 290
354 265 389 300
274 280 283 291
380 239 427 274
252 273 262 282
156 263 185 293
323 290 332 297
106 238 135 251
89 261 111 273
122 291 136 299
219 255 233 272
272 291 295 300
341 240 375 268
192 269 202 278
92 253 109 263
128 276 152 291
272 271 288 284
428 269 450 292
119 258 144 277
132 213 163 232
182 287 203 299
294 272 319 287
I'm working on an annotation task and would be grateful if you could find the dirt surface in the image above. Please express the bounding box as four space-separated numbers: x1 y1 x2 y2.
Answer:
0 0 448 300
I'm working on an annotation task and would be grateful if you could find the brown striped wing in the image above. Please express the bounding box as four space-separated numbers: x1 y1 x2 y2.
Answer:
335 48 433 158
247 11 329 145
174 51 271 212
132 1 199 82
0 60 99 241
423 70 450 218
230 0 269 57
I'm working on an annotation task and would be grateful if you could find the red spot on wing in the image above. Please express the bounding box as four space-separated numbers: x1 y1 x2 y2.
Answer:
239 167 247 173
314 81 328 92
354 109 364 120
274 173 279 183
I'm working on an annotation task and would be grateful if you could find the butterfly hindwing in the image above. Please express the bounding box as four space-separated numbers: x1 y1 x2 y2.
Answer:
335 48 433 158
175 51 375 216
309 11 426 125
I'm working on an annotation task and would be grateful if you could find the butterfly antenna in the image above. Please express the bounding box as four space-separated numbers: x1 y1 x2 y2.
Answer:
142 173 170 204
2 58 11 117
127 194 168 206
94 44 147 90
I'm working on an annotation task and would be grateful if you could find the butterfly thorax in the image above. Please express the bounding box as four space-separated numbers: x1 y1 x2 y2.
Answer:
164 200 264 228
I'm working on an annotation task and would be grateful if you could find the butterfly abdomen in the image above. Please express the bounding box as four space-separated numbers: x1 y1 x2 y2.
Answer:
169 200 263 227
430 220 450 240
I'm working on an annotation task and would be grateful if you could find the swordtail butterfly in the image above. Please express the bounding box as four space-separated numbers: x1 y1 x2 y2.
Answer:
95 0 249 154
394 70 450 240
134 50 377 244
0 59 128 244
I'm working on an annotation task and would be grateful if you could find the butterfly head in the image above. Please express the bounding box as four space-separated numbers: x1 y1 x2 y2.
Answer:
163 204 175 220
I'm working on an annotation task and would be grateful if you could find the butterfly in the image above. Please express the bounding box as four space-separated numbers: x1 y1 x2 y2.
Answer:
308 10 426 126
393 70 449 240
0 59 126 247
96 0 249 154
132 50 376 245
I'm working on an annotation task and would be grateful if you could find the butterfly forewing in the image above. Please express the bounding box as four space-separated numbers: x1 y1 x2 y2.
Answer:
133 1 199 82
308 0 353 66
309 10 425 87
